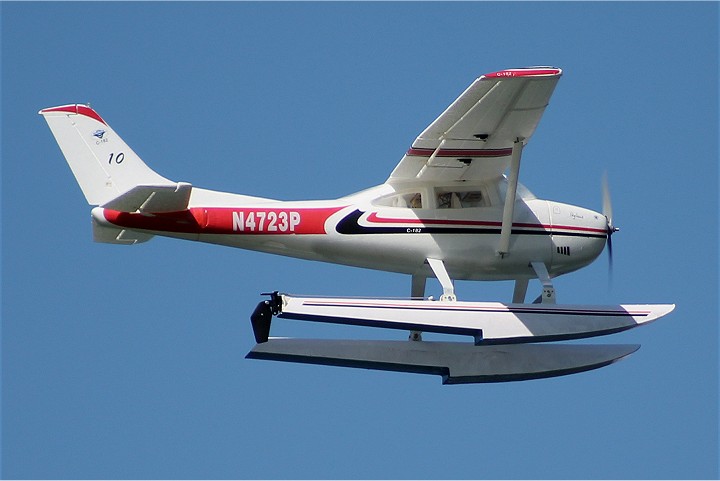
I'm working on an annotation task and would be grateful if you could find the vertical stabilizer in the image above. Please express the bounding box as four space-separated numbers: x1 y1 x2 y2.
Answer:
39 104 174 205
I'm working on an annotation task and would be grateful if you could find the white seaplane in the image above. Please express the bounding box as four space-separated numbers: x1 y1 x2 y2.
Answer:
40 66 673 383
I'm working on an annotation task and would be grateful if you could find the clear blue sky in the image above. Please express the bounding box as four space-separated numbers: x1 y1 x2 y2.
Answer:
2 2 718 479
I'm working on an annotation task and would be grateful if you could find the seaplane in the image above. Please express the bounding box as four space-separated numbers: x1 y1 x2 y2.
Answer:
40 66 674 384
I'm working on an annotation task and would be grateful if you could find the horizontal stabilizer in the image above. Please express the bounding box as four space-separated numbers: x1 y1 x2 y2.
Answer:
247 338 640 384
102 182 192 213
276 294 675 344
92 216 154 244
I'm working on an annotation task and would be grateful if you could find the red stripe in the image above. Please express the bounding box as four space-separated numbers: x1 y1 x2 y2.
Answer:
367 212 501 228
102 206 345 235
365 212 607 235
302 300 649 317
406 147 513 158
40 104 107 125
550 224 608 235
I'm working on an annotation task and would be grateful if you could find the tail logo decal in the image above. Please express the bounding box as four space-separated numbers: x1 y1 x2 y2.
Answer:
92 129 109 145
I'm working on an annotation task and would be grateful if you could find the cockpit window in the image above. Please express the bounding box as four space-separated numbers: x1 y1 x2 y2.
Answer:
498 177 536 201
436 190 486 208
373 192 423 208
408 193 422 208
458 191 485 207
437 192 453 209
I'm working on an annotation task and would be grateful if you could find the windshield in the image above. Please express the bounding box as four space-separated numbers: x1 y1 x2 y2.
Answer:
497 176 536 200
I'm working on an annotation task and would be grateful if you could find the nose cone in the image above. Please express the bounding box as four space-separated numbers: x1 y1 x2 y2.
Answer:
548 202 608 276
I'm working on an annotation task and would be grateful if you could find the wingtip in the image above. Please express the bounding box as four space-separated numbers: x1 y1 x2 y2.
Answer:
481 67 562 80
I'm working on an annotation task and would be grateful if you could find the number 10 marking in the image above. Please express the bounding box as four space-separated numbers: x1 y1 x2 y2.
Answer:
108 152 125 164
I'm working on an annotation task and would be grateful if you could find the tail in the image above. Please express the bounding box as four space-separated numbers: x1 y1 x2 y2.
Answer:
39 104 182 205
40 104 192 244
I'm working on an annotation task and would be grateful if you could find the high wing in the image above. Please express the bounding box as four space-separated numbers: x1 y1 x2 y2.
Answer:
388 67 562 184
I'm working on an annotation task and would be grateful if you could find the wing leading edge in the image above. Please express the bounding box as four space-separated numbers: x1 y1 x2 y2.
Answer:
388 67 562 184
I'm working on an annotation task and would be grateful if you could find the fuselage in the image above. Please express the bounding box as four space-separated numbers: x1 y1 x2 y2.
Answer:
41 70 610 286
92 178 608 281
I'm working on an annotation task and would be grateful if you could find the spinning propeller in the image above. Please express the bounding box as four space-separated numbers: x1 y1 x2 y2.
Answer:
602 173 620 275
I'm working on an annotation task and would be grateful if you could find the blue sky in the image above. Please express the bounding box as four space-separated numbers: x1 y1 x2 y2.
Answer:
2 2 718 479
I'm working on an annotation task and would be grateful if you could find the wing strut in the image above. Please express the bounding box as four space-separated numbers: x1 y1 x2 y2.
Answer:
497 139 524 257
415 139 447 179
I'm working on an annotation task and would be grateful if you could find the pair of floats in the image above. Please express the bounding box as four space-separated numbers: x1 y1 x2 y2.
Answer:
248 292 674 384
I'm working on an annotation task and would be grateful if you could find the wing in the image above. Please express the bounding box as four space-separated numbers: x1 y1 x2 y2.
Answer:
388 67 562 184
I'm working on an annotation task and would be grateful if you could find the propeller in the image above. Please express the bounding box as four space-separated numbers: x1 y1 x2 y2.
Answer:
602 173 620 275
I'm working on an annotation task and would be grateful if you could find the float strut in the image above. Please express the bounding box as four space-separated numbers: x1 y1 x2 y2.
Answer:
409 275 427 341
530 262 556 304
427 258 457 302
